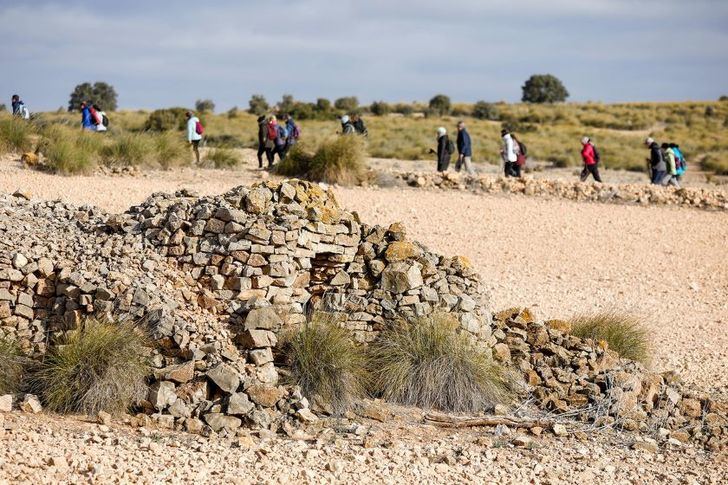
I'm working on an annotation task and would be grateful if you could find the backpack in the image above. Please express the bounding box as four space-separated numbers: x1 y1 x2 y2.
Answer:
446 139 455 155
195 120 204 135
518 141 528 156
591 143 600 163
276 125 288 144
291 123 301 139
102 114 109 127
89 107 100 125
21 105 30 120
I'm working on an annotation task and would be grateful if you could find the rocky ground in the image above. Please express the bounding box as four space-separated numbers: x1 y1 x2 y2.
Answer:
1 152 727 482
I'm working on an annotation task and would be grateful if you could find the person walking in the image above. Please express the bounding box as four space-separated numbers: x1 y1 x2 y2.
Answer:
579 137 602 182
80 101 95 131
645 137 666 184
429 127 452 172
265 115 284 168
256 115 267 169
660 143 680 188
501 129 518 177
11 95 30 119
93 104 108 133
282 114 299 160
186 111 203 164
352 114 368 136
455 121 475 175
340 115 356 135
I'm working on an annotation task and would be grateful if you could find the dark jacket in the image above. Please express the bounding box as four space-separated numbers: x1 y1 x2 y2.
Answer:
457 129 472 157
649 142 666 171
353 118 368 136
342 121 356 135
437 135 451 172
258 120 267 145
12 100 23 116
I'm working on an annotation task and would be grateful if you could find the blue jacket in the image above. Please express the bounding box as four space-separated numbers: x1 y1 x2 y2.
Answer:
457 129 472 157
81 106 94 128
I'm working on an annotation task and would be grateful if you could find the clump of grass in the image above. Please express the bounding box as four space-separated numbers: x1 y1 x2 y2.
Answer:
207 147 241 169
43 137 97 174
275 137 367 185
282 312 367 414
100 133 151 167
0 337 24 394
570 310 650 364
701 154 728 175
368 312 515 412
0 116 35 154
29 319 149 414
152 131 187 169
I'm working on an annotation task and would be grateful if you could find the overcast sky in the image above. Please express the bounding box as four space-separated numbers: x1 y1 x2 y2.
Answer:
2 0 727 111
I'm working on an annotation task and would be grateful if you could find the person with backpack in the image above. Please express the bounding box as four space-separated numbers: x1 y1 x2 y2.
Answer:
264 115 286 167
256 115 267 169
511 133 526 177
501 129 519 177
80 101 96 131
579 137 602 182
186 111 203 164
429 127 453 172
455 121 475 175
352 114 368 136
671 143 687 181
340 115 356 135
11 95 30 120
93 104 108 133
645 137 666 184
660 143 680 188
280 114 300 160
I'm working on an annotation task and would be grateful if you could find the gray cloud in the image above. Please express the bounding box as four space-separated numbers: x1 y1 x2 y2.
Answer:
1 0 727 110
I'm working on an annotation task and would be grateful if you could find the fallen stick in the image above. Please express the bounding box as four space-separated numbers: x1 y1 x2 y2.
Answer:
424 412 554 429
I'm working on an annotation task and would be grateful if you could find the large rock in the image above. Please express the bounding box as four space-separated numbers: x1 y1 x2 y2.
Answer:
380 262 423 294
384 241 422 262
228 392 255 416
207 364 240 393
247 385 284 408
204 413 242 433
244 307 282 330
19 394 42 414
148 381 177 410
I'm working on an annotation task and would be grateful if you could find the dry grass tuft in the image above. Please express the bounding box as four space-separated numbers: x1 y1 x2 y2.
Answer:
368 312 516 413
29 319 149 414
282 312 368 414
0 337 25 394
276 136 367 185
0 116 35 154
207 147 241 169
570 310 651 363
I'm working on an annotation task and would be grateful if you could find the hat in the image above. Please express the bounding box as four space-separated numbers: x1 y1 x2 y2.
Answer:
437 127 446 137
340 115 350 124
645 137 654 145
581 136 590 144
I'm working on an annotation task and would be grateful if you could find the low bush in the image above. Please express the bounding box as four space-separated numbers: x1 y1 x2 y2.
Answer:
207 147 241 169
100 133 151 166
0 337 24 394
275 136 366 185
275 143 315 177
152 132 187 169
282 312 367 414
368 312 516 412
29 319 149 414
42 136 97 174
570 311 650 364
143 107 189 132
0 117 35 154
701 154 728 175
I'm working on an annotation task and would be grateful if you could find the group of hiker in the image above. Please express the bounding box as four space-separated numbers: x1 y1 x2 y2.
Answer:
255 114 301 169
644 137 687 188
80 102 110 132
340 114 368 136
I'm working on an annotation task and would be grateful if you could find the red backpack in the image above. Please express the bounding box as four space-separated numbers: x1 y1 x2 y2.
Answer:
267 123 277 141
195 120 204 135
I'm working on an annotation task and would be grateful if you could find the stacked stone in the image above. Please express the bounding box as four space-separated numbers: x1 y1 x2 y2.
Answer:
493 308 727 451
0 180 492 435
388 171 728 211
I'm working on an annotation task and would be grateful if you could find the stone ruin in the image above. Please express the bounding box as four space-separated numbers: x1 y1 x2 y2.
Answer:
0 180 491 433
0 180 725 450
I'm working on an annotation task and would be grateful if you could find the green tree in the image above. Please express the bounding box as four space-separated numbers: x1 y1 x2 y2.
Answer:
472 101 499 120
227 106 239 118
369 101 391 116
278 94 296 115
316 98 332 113
68 82 118 111
195 99 215 113
247 94 269 115
428 94 452 116
334 96 359 112
521 74 569 103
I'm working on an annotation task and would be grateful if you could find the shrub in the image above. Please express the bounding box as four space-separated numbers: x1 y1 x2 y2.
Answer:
570 311 650 364
522 74 569 103
472 101 499 120
144 108 189 131
0 117 35 153
308 136 367 185
40 130 99 174
0 337 24 394
195 99 215 113
428 94 452 116
334 96 359 112
394 103 414 115
275 142 314 176
369 101 391 116
227 106 239 118
30 319 149 414
152 132 187 169
368 312 516 412
248 94 269 115
282 312 367 414
207 147 241 169
100 133 151 166
701 154 728 175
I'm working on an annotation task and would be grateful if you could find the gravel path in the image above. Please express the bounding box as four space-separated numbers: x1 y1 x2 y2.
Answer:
2 155 726 392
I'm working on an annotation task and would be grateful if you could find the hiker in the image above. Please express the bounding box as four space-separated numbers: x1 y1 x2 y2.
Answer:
660 143 680 188
93 104 108 132
501 129 519 177
340 115 356 135
265 115 286 167
352 114 368 136
511 133 526 177
11 95 30 119
186 111 203 164
455 121 475 175
645 137 666 184
80 102 95 131
671 143 687 181
579 137 602 182
256 115 267 169
282 114 300 159
428 127 453 172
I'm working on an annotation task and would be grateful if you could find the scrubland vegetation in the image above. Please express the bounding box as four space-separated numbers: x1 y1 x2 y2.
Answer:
570 310 651 364
1 100 727 175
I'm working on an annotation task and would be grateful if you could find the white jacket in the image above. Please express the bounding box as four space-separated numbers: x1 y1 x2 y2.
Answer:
96 111 107 132
187 117 202 142
502 133 517 162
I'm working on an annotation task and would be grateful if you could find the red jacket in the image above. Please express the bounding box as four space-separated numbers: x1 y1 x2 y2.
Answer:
581 143 596 165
